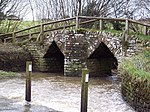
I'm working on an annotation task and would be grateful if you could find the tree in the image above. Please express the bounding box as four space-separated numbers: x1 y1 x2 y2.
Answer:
82 0 110 17
77 0 81 16
34 0 78 20
0 0 28 33
135 0 150 19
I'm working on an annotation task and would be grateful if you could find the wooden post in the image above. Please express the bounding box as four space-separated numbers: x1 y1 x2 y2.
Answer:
81 68 89 112
99 19 103 30
12 32 16 45
25 61 32 102
40 24 44 43
4 39 6 45
76 16 79 30
125 19 129 41
143 25 147 35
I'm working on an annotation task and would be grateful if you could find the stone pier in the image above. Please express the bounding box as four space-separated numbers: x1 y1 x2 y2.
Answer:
64 34 88 76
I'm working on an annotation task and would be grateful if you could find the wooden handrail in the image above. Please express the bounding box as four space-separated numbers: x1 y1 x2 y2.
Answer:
128 19 150 27
12 19 98 38
15 17 76 34
79 16 150 27
0 16 150 41
0 17 76 38
79 16 126 21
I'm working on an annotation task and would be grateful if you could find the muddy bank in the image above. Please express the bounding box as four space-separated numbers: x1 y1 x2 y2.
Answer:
0 44 31 72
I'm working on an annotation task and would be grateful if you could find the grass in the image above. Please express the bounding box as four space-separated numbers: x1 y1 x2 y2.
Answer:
0 20 41 34
103 29 123 34
129 31 150 40
0 70 18 77
120 50 150 80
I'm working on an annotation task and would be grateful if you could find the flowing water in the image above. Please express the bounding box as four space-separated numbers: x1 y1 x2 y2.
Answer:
0 73 135 112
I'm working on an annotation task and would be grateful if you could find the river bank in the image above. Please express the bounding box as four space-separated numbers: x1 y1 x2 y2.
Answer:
0 43 31 72
120 49 150 112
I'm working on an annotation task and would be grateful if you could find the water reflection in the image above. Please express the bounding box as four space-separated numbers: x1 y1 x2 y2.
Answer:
0 73 135 112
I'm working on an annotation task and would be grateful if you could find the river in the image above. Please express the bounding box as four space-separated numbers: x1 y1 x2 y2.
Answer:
0 73 135 112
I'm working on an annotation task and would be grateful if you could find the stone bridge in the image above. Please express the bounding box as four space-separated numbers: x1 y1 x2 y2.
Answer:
0 16 149 76
23 30 141 77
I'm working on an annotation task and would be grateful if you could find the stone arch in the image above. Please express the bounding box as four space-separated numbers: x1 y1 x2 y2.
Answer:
87 42 118 77
43 41 64 73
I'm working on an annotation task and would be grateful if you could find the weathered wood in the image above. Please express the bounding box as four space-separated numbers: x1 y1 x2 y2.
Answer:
79 16 150 27
143 26 147 35
15 25 40 33
99 19 103 30
0 33 12 39
81 68 89 112
125 19 129 41
25 61 32 102
40 24 44 42
76 16 79 30
128 19 150 27
42 17 76 26
12 32 16 45
15 17 76 33
79 16 126 21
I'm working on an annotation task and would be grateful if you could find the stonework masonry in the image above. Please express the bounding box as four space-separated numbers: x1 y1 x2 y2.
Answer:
22 30 145 76
121 73 150 112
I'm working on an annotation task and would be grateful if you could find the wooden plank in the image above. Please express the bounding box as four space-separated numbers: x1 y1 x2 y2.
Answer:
143 26 147 35
76 16 79 30
42 17 76 26
15 24 40 33
80 16 150 27
5 17 75 35
14 19 98 38
79 16 126 21
100 20 103 30
0 33 12 39
128 19 150 27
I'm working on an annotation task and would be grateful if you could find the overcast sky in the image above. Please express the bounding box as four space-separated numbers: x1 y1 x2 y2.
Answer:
5 0 150 21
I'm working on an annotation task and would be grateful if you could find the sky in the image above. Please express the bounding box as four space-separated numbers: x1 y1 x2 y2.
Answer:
4 0 150 21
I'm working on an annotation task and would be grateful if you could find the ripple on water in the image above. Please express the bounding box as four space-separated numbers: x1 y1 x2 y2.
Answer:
0 73 135 112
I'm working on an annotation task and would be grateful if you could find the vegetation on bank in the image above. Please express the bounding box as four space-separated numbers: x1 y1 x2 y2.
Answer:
0 20 41 34
0 70 18 77
120 50 150 80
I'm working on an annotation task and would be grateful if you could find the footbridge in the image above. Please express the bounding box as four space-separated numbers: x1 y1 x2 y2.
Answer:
0 16 150 76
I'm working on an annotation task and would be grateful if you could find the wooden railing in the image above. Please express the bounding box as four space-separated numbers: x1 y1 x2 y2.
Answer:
0 16 150 44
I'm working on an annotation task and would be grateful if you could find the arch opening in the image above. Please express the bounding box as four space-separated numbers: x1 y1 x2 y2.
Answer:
43 41 64 73
87 42 118 77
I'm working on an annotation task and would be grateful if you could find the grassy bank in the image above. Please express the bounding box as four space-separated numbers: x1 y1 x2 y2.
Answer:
0 70 18 77
120 49 150 80
0 20 41 34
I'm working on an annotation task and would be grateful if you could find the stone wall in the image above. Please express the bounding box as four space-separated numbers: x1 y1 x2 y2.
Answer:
64 34 87 76
121 73 150 112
